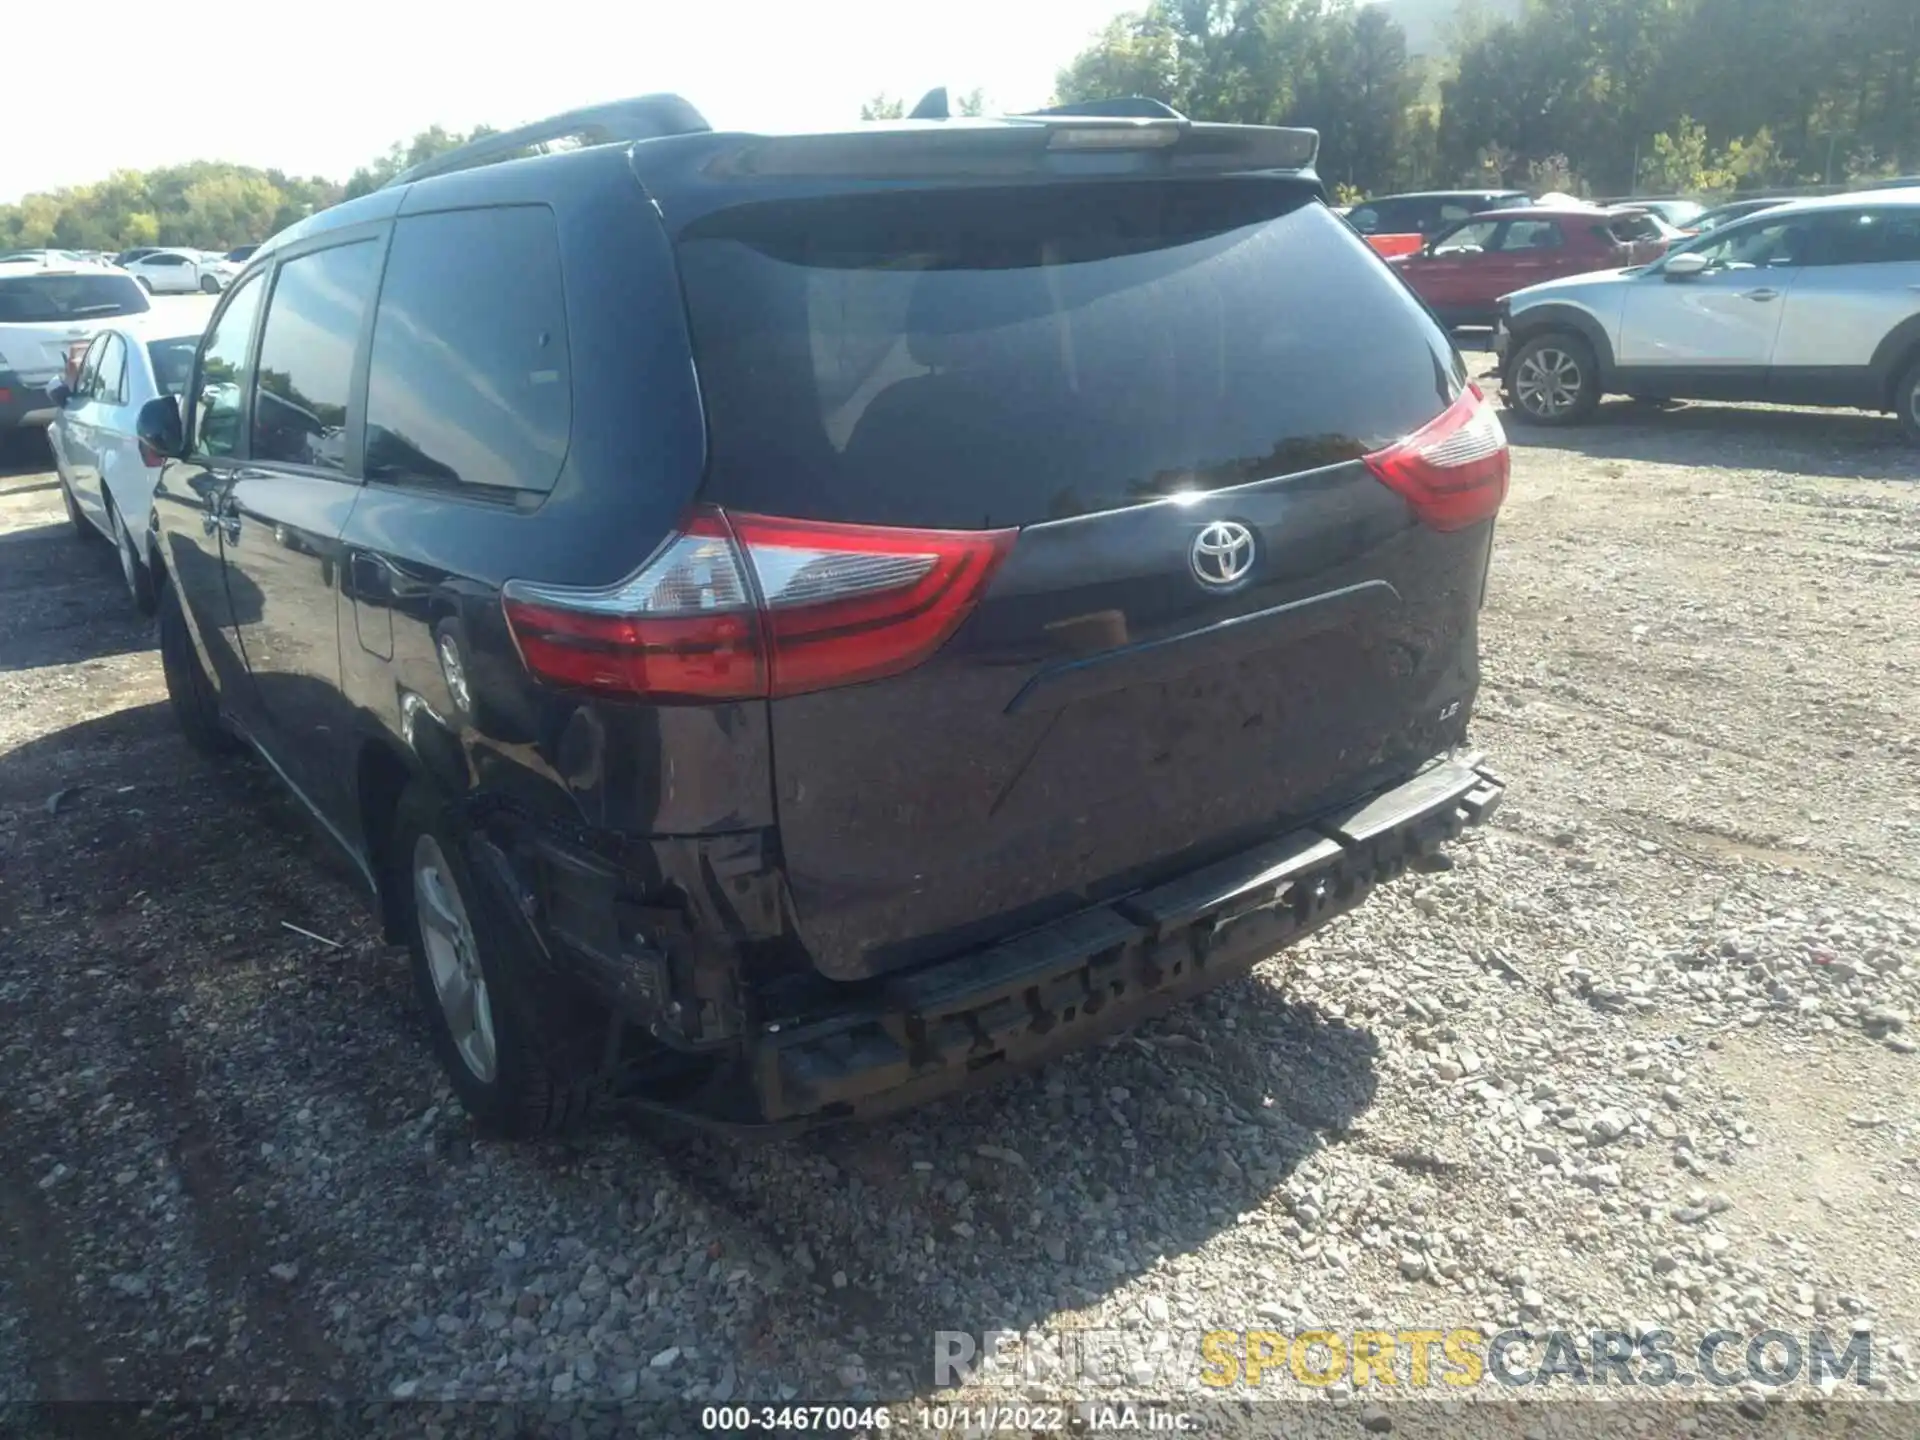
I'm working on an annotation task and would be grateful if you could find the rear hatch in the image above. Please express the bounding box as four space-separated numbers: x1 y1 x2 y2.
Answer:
0 269 152 384
670 177 1505 980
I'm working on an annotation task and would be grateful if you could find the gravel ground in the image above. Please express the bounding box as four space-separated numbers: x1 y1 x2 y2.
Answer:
1 370 1917 1438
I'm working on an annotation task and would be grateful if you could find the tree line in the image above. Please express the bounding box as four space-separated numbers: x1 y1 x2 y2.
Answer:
6 0 1916 251
0 126 497 253
1056 0 1918 200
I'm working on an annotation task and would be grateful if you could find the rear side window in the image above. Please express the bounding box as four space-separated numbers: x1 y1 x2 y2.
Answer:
251 240 380 472
1813 209 1920 266
364 206 572 495
678 182 1461 530
0 272 151 323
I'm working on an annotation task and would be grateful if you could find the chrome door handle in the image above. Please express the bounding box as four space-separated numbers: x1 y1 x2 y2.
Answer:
202 496 241 542
1742 288 1779 302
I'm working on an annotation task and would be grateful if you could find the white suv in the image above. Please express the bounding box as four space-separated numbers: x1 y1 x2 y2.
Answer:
1494 188 1920 442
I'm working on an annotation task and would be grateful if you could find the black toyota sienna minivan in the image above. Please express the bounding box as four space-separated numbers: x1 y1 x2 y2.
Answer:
138 95 1507 1136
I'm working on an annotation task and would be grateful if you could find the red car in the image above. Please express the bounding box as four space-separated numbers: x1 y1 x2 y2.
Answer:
1387 206 1677 328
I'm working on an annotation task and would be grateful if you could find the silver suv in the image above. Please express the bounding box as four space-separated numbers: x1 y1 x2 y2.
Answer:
1494 187 1920 442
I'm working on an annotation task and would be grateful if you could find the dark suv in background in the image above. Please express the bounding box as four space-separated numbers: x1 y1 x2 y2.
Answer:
138 94 1508 1136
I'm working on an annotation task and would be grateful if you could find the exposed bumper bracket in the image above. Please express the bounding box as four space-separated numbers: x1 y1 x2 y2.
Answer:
751 753 1505 1126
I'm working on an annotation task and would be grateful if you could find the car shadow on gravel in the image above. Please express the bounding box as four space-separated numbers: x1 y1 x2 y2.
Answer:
644 973 1383 1399
1506 400 1913 479
0 520 155 673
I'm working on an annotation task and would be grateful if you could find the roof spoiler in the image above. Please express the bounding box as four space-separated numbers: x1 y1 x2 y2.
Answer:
385 93 711 188
703 120 1322 191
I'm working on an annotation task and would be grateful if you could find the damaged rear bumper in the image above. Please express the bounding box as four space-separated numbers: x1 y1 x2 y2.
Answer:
746 753 1504 1127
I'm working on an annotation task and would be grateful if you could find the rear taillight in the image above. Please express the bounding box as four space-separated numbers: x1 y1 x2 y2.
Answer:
502 507 1014 702
1363 384 1510 533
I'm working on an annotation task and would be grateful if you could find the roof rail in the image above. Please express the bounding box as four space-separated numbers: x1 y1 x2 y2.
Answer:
384 93 711 189
1020 97 1188 120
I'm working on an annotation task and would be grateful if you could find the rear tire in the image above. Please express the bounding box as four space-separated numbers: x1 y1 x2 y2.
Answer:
157 573 236 756
199 274 221 294
107 497 156 614
1896 356 1920 446
390 782 612 1138
1504 332 1601 426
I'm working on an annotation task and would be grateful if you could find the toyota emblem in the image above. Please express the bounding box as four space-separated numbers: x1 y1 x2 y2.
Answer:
1190 520 1256 590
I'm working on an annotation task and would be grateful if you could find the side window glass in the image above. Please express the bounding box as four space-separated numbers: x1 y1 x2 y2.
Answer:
1814 210 1920 266
250 240 380 472
1887 215 1920 264
1686 219 1812 272
1432 221 1500 255
365 206 572 495
74 336 106 397
193 273 264 458
1500 221 1563 251
1348 207 1380 234
95 334 127 405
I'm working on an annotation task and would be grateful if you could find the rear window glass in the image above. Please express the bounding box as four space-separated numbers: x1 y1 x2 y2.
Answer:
0 273 151 324
678 183 1461 530
147 336 200 396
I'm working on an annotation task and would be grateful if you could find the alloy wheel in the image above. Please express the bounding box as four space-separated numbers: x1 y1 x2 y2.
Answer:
412 833 498 1083
1514 347 1584 419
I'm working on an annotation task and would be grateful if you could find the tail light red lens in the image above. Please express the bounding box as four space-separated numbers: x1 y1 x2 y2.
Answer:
1363 384 1510 532
731 512 1015 696
502 507 1015 702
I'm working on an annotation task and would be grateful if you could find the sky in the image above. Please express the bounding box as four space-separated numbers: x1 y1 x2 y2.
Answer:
1 0 1136 203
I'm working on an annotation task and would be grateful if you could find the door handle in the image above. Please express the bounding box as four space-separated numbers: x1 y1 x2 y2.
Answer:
201 495 241 542
1742 288 1780 302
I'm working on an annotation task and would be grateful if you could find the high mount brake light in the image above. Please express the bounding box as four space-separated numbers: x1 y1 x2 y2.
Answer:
1363 384 1510 533
502 508 1015 702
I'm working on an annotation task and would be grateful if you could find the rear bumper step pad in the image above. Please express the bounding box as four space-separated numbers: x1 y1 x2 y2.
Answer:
752 754 1503 1124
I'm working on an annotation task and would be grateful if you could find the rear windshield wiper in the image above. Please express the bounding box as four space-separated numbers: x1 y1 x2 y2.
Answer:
67 303 132 317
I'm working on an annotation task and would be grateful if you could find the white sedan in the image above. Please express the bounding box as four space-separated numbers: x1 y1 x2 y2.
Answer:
122 248 232 295
47 320 207 611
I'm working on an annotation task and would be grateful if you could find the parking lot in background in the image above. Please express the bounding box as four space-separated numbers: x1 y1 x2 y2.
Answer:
1 367 1917 1421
